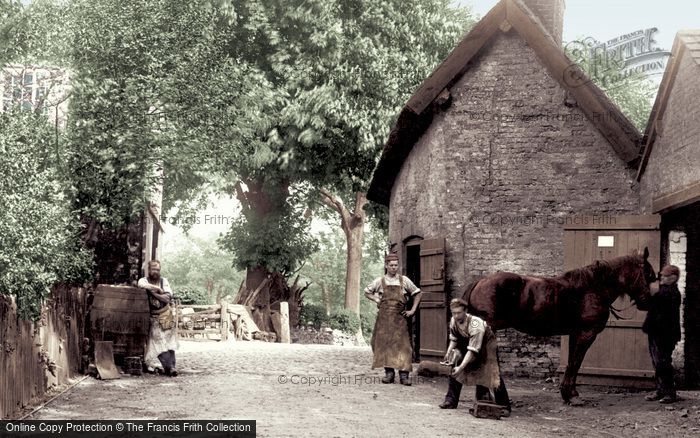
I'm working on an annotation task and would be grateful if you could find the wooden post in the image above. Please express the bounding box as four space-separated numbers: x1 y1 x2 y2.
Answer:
279 302 291 344
220 301 228 341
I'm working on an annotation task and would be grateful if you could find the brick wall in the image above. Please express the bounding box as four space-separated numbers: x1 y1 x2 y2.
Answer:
389 31 641 376
640 48 700 212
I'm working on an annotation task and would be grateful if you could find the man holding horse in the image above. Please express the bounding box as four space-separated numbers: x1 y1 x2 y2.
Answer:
364 252 422 385
439 298 510 413
643 264 682 404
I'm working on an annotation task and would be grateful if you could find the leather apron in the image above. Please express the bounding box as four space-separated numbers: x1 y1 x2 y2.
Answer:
370 277 413 371
452 316 501 388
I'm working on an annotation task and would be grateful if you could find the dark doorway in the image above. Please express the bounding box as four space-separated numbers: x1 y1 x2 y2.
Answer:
405 242 421 362
661 201 700 387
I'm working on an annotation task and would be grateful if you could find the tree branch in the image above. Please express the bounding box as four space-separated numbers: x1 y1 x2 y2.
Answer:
320 188 350 231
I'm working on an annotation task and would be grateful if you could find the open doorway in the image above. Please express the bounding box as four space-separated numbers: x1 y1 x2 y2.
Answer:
405 239 422 362
661 201 700 387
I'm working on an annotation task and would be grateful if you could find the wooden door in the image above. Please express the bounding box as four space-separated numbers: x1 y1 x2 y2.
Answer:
559 215 660 386
418 238 447 361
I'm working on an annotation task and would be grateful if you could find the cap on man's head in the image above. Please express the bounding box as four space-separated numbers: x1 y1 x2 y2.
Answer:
384 251 399 263
660 265 680 277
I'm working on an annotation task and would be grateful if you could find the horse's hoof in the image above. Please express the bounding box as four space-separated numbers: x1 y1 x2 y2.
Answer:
568 396 585 406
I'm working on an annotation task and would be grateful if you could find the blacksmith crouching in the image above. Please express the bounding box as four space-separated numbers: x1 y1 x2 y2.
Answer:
138 260 179 376
439 298 510 415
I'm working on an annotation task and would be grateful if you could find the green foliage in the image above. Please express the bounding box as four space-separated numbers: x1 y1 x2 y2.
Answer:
161 233 244 302
175 286 210 305
0 110 92 319
360 311 376 339
182 0 474 275
565 37 656 131
218 187 318 275
63 0 226 229
298 226 382 328
298 303 329 329
328 309 360 334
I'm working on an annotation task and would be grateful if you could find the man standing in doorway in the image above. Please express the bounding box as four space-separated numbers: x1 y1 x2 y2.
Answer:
364 252 422 385
138 260 179 376
643 264 682 403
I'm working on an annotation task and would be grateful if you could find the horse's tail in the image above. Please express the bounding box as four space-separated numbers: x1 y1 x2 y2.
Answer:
460 276 484 311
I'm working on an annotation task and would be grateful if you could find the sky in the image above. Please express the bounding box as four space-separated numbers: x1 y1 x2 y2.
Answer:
462 0 697 51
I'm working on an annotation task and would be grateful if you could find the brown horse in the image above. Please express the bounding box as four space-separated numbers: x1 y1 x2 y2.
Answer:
463 248 656 405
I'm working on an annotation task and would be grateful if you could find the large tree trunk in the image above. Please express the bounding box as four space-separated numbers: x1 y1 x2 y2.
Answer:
245 265 273 332
235 178 284 333
344 216 364 313
320 190 367 345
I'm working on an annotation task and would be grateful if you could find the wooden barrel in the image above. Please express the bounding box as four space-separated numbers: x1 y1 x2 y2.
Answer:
90 285 150 356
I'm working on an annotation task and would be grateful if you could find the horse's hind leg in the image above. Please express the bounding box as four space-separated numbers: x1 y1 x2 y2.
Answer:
560 329 598 405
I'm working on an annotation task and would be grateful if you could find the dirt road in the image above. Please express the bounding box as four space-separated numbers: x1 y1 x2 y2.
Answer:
25 341 700 437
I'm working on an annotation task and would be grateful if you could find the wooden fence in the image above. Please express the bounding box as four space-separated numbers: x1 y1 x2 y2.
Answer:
178 302 230 341
0 285 87 419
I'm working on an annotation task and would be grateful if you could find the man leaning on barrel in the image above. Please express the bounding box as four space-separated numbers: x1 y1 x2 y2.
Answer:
138 260 179 376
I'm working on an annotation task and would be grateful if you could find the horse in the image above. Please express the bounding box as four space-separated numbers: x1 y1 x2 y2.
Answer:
462 248 656 405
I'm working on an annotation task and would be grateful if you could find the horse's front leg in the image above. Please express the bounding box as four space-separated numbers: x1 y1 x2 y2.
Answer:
560 329 598 406
560 334 577 403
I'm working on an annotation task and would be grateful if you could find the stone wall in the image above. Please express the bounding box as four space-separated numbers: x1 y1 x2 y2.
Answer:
497 329 559 378
389 31 641 374
639 48 700 212
291 327 360 347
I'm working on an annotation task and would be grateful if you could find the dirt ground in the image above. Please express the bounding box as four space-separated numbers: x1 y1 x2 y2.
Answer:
22 340 700 437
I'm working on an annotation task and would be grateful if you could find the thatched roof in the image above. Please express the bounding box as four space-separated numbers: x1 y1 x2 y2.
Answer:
368 0 642 206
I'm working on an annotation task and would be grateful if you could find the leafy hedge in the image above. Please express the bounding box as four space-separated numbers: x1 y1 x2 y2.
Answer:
360 312 375 339
328 309 360 334
0 110 92 319
298 303 329 329
175 287 210 305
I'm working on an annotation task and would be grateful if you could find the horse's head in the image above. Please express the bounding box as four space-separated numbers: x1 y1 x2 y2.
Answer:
619 247 655 310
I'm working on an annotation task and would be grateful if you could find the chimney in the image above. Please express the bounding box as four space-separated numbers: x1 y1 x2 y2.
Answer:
520 0 565 46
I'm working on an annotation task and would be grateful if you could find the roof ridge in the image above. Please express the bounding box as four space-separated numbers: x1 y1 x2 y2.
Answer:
367 0 643 206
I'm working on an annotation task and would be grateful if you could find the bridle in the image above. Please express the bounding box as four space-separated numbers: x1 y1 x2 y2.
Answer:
609 261 648 320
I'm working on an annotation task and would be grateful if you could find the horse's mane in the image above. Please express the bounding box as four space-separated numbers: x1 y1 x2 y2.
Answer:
560 255 641 289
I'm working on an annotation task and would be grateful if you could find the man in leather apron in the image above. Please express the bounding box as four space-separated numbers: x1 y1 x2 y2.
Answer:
364 252 422 385
439 298 510 414
137 260 179 376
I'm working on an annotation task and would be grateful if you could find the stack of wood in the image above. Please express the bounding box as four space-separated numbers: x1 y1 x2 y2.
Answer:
231 273 308 343
178 302 230 341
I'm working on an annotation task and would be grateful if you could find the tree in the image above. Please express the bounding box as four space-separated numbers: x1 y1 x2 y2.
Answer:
565 36 656 131
53 0 241 282
207 0 476 333
298 226 384 335
161 233 245 304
